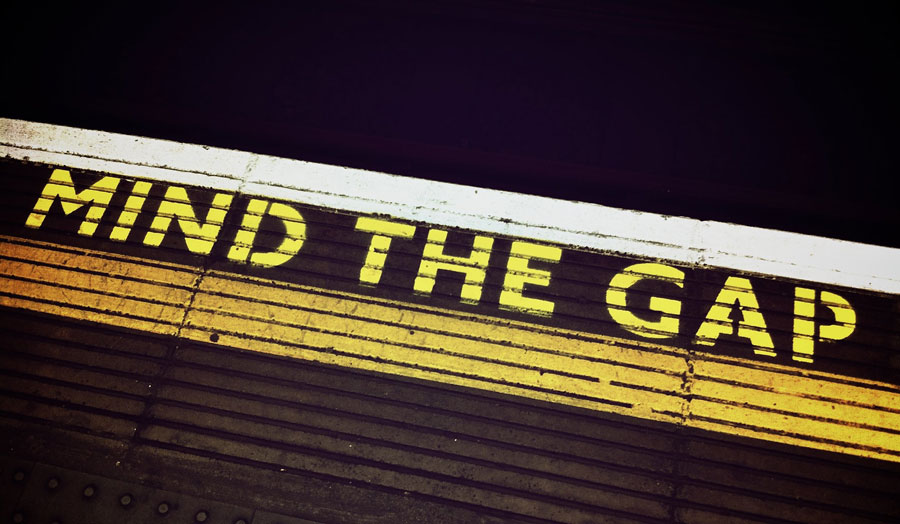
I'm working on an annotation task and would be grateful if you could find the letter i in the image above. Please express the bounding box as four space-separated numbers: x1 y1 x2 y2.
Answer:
110 181 152 241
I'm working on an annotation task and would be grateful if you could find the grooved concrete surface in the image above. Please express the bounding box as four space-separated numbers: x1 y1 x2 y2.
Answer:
2 307 900 523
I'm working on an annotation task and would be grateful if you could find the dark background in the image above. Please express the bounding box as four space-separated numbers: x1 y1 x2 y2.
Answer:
2 0 898 247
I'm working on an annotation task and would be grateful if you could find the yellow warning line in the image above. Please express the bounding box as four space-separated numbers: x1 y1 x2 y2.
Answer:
2 234 900 462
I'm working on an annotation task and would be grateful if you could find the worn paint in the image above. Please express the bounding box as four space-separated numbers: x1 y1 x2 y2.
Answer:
1 118 899 468
2 235 899 462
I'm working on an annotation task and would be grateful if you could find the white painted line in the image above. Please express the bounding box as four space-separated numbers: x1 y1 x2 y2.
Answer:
2 117 899 294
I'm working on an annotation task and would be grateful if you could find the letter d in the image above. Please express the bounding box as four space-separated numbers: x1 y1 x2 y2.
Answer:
228 199 306 268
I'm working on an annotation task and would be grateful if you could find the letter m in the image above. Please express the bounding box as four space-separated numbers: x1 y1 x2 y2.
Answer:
25 169 120 237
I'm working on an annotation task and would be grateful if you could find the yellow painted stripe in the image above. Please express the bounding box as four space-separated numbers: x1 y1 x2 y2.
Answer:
0 237 198 336
2 234 900 462
186 277 686 415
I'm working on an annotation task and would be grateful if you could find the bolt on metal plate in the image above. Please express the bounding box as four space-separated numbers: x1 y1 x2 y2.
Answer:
11 462 252 524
